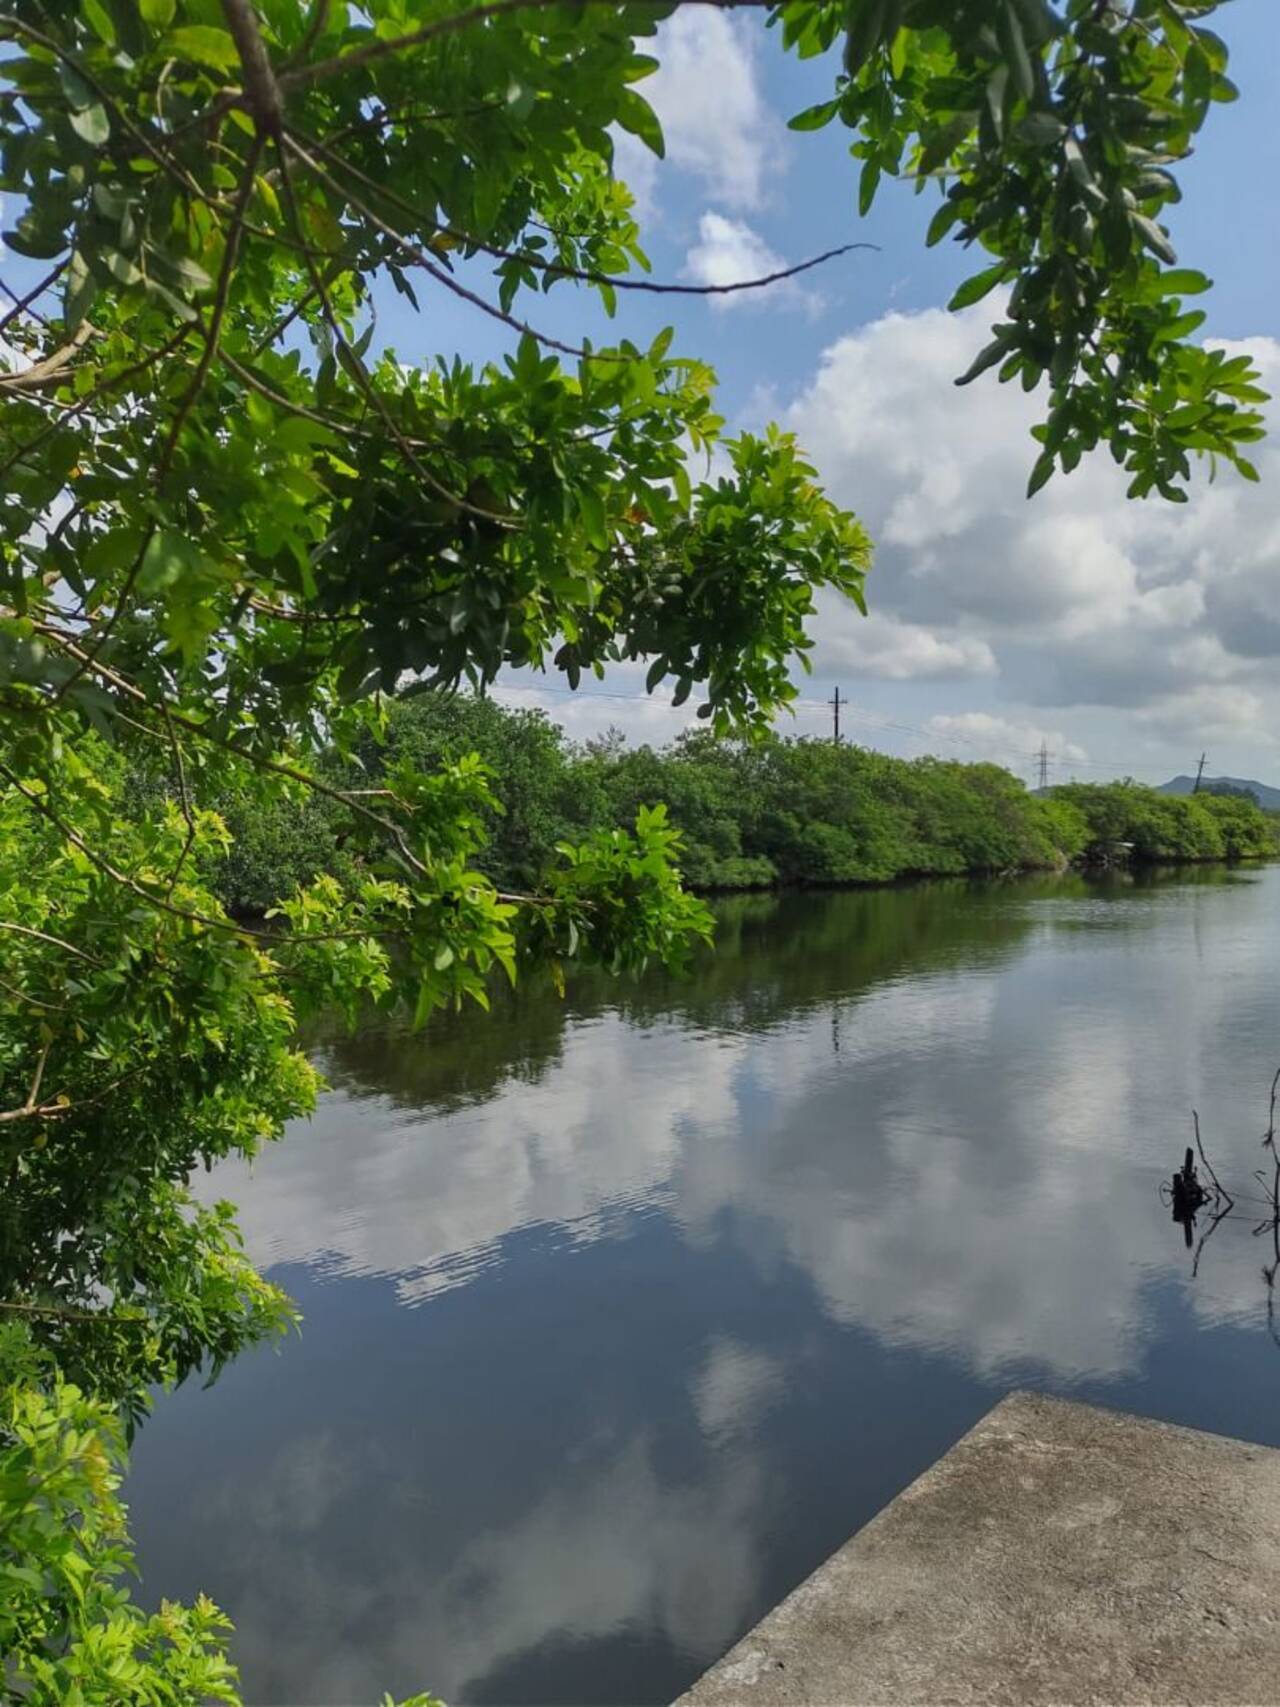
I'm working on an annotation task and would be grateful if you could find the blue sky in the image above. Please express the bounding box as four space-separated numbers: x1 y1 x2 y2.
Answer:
398 0 1279 788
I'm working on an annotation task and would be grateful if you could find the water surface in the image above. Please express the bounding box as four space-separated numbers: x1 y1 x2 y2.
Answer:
128 867 1280 1704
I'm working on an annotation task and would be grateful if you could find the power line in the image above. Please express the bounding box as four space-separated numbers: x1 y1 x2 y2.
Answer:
484 681 1165 779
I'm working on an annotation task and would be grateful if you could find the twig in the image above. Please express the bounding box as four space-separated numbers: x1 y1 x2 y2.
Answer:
161 702 198 899
284 0 331 70
22 626 445 890
0 920 101 966
0 762 259 940
0 324 191 487
0 262 66 337
1192 1109 1233 1208
293 122 879 300
0 1299 147 1326
220 0 284 134
0 975 59 1011
0 321 95 392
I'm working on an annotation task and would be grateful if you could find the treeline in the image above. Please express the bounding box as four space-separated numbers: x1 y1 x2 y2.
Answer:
206 696 1276 911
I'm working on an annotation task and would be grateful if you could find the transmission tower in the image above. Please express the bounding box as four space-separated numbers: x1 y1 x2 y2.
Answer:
1193 752 1207 794
829 685 843 746
1036 740 1052 790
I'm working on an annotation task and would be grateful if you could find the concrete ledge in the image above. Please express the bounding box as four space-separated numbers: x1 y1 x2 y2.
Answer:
677 1392 1280 1706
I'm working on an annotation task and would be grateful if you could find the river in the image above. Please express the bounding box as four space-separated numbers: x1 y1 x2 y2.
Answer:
127 865 1280 1705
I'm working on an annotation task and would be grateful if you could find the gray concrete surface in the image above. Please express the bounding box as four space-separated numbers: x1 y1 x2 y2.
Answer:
677 1391 1280 1706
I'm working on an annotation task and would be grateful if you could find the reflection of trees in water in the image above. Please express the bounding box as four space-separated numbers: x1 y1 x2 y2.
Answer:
307 985 570 1116
309 879 1054 1110
312 869 1248 1113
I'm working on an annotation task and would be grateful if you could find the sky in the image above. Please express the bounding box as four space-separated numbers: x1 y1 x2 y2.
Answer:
366 0 1280 789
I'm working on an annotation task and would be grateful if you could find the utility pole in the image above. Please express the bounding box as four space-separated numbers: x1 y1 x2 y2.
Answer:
1036 739 1051 791
829 685 842 746
1192 752 1207 794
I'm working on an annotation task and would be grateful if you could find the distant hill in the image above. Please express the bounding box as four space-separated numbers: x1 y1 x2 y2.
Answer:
1159 775 1280 810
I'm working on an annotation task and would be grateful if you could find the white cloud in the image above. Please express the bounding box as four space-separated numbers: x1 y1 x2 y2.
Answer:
814 605 996 680
924 713 1088 769
613 10 783 214
490 665 698 749
779 306 1280 776
683 212 818 314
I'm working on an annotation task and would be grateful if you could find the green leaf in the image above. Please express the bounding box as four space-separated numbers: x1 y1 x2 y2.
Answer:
1131 213 1177 266
788 99 840 132
139 0 177 24
68 103 111 147
956 332 1013 387
948 263 1008 311
925 199 960 248
616 90 664 159
1145 268 1212 299
1017 111 1066 146
578 487 608 551
57 62 97 113
165 26 241 74
64 250 97 329
996 0 1034 101
1026 449 1055 497
82 0 117 45
138 529 215 595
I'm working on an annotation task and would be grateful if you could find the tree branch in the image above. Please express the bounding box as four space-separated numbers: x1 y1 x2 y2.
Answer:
295 122 879 300
0 920 102 966
219 0 284 134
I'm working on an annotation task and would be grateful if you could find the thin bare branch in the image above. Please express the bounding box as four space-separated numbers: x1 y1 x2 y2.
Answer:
1192 1109 1233 1208
161 703 198 899
0 920 101 966
285 0 332 70
296 123 878 299
0 324 191 497
0 262 66 337
34 622 435 883
0 1299 148 1325
0 976 59 1012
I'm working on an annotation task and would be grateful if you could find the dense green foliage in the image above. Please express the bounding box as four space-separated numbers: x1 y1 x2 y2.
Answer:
0 0 1264 1696
1052 780 1276 863
209 696 1277 907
